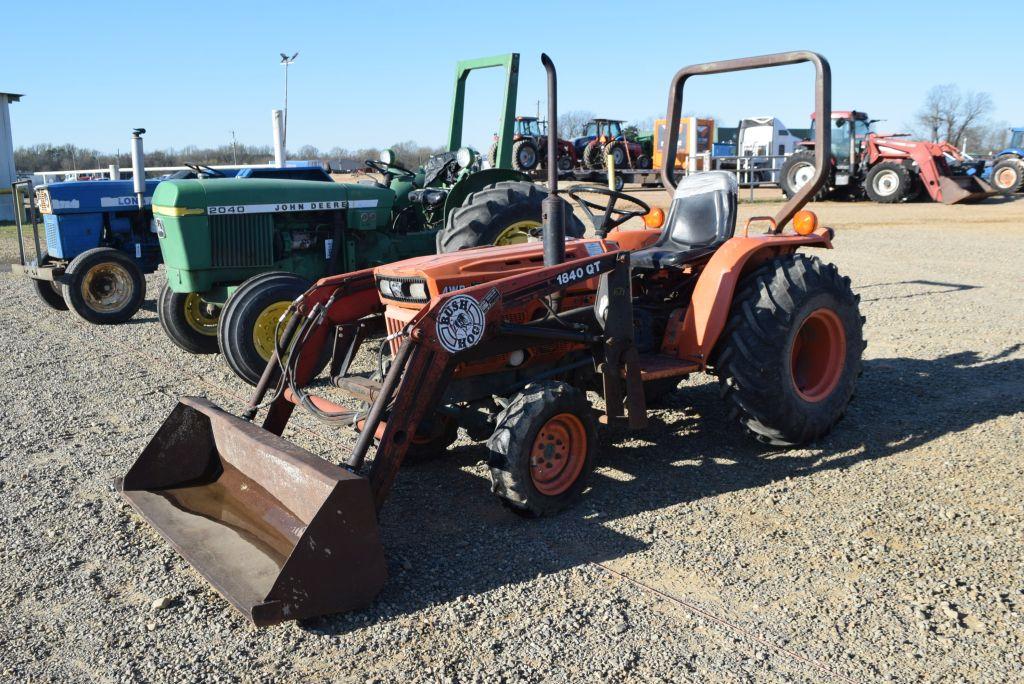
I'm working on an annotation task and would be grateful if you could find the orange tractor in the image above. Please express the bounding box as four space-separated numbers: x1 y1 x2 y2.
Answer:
117 51 864 626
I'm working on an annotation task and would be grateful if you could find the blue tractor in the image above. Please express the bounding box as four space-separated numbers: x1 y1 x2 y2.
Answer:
12 148 334 324
988 127 1024 195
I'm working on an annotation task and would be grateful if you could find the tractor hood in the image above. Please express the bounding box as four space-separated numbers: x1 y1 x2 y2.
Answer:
374 238 612 306
153 178 392 220
36 179 161 214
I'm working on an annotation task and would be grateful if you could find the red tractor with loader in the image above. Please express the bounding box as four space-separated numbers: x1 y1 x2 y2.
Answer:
116 51 864 626
780 110 996 204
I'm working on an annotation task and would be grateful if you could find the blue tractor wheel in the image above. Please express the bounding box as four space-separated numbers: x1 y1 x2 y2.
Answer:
61 247 146 324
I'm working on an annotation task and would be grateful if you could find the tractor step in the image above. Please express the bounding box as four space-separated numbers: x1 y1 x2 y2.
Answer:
632 354 700 381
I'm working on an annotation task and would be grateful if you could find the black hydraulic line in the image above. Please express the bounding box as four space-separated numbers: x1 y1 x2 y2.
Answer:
345 337 414 471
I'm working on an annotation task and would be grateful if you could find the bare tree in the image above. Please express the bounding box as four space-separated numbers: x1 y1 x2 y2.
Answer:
558 110 595 139
913 84 994 147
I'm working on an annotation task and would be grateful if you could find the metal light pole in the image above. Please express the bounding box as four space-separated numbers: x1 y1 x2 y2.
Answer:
279 52 298 150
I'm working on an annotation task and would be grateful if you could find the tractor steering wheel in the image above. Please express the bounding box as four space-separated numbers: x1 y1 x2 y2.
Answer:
365 159 415 179
185 163 227 178
566 185 651 235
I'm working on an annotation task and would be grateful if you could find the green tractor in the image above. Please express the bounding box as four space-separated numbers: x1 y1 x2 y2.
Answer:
155 53 584 384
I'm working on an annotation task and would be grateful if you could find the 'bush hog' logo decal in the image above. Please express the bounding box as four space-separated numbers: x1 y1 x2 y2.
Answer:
436 294 486 353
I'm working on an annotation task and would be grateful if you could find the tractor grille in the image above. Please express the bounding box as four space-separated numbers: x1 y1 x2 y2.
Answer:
209 214 274 268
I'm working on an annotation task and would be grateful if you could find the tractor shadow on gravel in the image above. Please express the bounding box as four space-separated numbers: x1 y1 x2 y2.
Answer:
302 345 1024 635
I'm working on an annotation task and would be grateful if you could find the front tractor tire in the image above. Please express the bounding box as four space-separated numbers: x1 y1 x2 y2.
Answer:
437 180 585 253
61 247 145 324
779 150 833 201
157 283 221 354
32 278 68 311
714 254 864 446
864 162 914 203
487 381 596 517
990 157 1024 195
218 272 315 385
512 140 539 171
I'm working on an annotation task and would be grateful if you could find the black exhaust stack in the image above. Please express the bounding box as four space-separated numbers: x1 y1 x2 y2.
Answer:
540 53 565 268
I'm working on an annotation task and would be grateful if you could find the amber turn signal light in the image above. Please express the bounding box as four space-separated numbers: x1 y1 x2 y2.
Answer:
643 207 665 229
793 210 818 235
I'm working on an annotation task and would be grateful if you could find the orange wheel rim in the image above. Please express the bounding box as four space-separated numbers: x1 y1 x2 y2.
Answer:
994 167 1016 187
530 413 587 496
790 308 846 402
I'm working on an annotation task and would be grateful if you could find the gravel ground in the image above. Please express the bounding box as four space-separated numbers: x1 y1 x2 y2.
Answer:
1 193 1022 682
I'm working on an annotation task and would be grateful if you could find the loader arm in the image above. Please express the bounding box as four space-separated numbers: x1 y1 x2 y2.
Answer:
356 249 624 509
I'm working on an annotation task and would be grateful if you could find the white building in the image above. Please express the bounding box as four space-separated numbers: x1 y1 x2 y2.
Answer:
1 91 23 222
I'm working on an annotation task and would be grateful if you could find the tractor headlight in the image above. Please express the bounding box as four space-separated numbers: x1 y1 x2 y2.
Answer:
408 281 428 300
456 146 475 169
377 276 430 303
380 148 396 165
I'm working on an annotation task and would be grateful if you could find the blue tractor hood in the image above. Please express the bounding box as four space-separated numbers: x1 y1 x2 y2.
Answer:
39 179 161 215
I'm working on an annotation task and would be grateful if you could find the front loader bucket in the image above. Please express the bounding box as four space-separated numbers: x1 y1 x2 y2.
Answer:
938 174 998 204
115 397 387 626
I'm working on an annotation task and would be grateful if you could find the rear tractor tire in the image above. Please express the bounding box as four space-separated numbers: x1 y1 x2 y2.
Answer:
487 142 499 169
511 140 539 171
61 247 146 324
779 149 833 201
157 282 221 354
437 180 585 253
863 162 914 203
713 254 864 446
583 141 606 170
605 142 627 168
990 157 1024 195
487 381 596 517
218 272 321 386
32 278 68 311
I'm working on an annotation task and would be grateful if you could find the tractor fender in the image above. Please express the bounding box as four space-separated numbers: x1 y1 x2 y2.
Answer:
442 168 532 221
662 230 833 363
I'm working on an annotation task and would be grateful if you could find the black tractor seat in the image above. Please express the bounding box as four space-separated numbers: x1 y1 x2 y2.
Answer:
632 171 738 270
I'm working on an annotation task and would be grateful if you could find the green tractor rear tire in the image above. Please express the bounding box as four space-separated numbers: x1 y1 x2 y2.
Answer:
583 142 606 170
157 283 221 354
32 278 68 311
437 181 585 253
61 247 146 324
218 272 322 385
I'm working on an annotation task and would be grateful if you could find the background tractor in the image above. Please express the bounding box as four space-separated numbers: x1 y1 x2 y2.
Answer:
986 127 1024 194
118 51 864 627
779 111 995 204
574 118 652 170
156 53 584 382
10 128 332 325
486 116 575 171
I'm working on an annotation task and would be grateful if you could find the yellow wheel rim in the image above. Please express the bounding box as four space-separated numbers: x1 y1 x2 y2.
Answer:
493 219 541 246
183 293 220 336
252 301 292 362
81 263 133 312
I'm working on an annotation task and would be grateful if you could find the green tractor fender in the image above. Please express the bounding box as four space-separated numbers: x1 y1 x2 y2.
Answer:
442 168 531 221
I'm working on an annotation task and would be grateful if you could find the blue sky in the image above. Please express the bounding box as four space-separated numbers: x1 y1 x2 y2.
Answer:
3 1 1020 155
